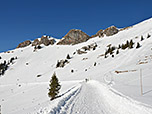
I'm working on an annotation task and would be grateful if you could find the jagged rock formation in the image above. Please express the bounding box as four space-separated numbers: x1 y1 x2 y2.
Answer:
91 26 119 38
91 29 104 38
49 39 55 45
17 40 31 48
96 29 104 37
32 39 41 46
16 26 120 48
103 26 119 36
40 35 50 46
17 35 56 48
57 29 90 45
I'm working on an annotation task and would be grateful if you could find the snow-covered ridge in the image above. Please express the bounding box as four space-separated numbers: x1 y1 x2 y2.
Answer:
0 17 152 114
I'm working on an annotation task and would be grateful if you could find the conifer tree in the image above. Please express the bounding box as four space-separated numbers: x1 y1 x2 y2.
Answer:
118 44 121 49
147 34 151 38
48 72 61 100
141 36 144 41
136 42 141 49
129 40 134 49
116 49 119 54
66 54 71 59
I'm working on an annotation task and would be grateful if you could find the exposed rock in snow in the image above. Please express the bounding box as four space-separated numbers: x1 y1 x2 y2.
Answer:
103 26 119 36
40 35 50 46
57 29 90 45
16 40 31 48
32 39 41 46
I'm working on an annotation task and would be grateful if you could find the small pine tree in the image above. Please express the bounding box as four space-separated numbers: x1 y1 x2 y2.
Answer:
126 40 129 47
48 72 61 100
141 36 144 41
136 42 141 49
66 54 71 59
129 39 134 49
116 50 119 54
118 44 121 49
147 34 151 38
105 49 108 56
104 54 107 58
121 44 126 50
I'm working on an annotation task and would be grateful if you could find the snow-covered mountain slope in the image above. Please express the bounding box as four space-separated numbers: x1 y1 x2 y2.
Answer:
38 80 152 114
0 18 152 114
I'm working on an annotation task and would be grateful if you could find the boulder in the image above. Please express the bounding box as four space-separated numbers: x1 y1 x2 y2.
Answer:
57 29 90 45
103 26 119 36
16 40 31 48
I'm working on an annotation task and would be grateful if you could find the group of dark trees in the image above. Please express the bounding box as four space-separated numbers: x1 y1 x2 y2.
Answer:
0 57 17 76
104 34 151 58
0 61 8 76
56 54 71 68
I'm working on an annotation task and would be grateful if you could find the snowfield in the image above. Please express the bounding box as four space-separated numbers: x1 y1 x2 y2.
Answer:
38 80 152 114
0 18 152 114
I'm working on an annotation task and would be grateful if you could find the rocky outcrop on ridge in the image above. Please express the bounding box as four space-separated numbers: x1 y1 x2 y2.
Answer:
32 39 41 46
57 29 90 45
40 35 51 46
16 26 120 48
91 29 104 38
103 26 119 36
91 26 119 38
17 40 31 48
17 35 56 48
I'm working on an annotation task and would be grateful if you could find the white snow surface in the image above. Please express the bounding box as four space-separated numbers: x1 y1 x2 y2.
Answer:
0 18 152 114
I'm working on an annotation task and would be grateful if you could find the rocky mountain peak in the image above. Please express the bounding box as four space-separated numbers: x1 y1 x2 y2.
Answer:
103 26 119 36
17 35 55 48
57 29 90 45
16 40 31 48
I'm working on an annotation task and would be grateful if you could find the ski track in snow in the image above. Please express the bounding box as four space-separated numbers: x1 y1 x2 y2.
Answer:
39 80 152 114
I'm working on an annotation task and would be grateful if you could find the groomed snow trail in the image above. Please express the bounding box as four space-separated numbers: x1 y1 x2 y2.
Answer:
48 80 152 114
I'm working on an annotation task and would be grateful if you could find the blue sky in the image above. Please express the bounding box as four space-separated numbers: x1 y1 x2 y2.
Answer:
0 0 151 52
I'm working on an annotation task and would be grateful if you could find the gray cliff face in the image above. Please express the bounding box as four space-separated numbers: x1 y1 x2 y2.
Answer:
57 29 90 45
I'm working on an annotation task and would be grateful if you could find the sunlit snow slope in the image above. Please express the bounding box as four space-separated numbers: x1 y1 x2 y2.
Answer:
0 18 152 114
